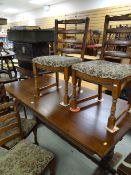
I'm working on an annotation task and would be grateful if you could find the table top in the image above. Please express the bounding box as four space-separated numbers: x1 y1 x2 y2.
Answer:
6 75 131 159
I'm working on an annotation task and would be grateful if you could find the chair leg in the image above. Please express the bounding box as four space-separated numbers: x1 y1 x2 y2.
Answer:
63 67 69 105
98 84 102 101
70 70 80 112
50 159 56 175
33 126 38 145
56 72 59 89
23 106 27 119
10 57 17 77
5 58 12 78
107 84 120 131
78 78 82 92
33 63 40 97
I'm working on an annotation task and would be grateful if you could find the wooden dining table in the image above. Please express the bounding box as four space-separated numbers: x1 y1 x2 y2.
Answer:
6 74 131 173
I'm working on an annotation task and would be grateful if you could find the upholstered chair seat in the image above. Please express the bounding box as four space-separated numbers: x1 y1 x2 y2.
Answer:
72 60 131 80
0 140 54 175
33 18 89 106
70 14 131 133
33 55 82 68
0 116 37 149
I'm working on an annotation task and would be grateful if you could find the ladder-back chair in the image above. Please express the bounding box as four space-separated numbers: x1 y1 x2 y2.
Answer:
33 17 89 106
0 104 55 175
70 14 131 133
0 83 39 148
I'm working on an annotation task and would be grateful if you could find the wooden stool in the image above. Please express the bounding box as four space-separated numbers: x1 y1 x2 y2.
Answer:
117 153 131 175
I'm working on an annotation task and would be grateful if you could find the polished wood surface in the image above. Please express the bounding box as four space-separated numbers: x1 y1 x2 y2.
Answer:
6 75 131 158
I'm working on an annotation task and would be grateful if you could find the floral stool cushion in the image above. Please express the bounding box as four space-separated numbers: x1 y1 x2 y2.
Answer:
33 55 82 67
72 60 131 80
0 139 54 175
0 117 37 149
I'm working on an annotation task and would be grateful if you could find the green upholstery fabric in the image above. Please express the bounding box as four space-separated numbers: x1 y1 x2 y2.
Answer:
0 139 54 175
72 60 131 80
32 55 82 67
0 117 37 149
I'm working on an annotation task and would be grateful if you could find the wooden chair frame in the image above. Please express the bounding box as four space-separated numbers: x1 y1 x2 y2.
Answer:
33 17 89 106
0 83 38 146
70 14 131 132
0 102 55 175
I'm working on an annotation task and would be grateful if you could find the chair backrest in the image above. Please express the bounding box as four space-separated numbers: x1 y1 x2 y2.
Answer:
54 17 90 60
101 14 131 63
0 101 23 147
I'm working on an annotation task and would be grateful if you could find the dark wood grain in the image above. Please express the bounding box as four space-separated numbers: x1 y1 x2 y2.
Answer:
6 75 131 159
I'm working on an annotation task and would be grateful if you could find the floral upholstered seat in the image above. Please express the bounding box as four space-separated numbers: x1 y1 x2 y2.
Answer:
0 140 54 175
72 60 131 80
33 55 82 67
0 117 37 149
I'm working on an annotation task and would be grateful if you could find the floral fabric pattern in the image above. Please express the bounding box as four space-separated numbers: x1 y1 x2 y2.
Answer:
32 55 82 67
72 60 131 80
0 140 54 175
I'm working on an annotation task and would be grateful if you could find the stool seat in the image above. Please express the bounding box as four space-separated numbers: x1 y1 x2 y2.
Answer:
33 55 81 68
0 140 54 175
72 60 131 80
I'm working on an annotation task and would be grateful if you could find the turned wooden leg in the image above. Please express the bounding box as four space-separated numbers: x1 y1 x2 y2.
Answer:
56 72 59 89
33 63 40 97
50 159 56 175
78 78 82 92
98 84 102 101
70 70 80 112
107 84 120 130
63 67 70 105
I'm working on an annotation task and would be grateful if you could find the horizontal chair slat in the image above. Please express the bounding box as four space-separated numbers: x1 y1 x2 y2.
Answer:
106 40 131 46
0 102 13 111
104 51 131 58
0 112 16 122
58 39 83 44
58 19 87 24
107 27 131 33
0 122 19 134
0 132 20 146
58 30 85 34
107 14 131 21
57 48 81 53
